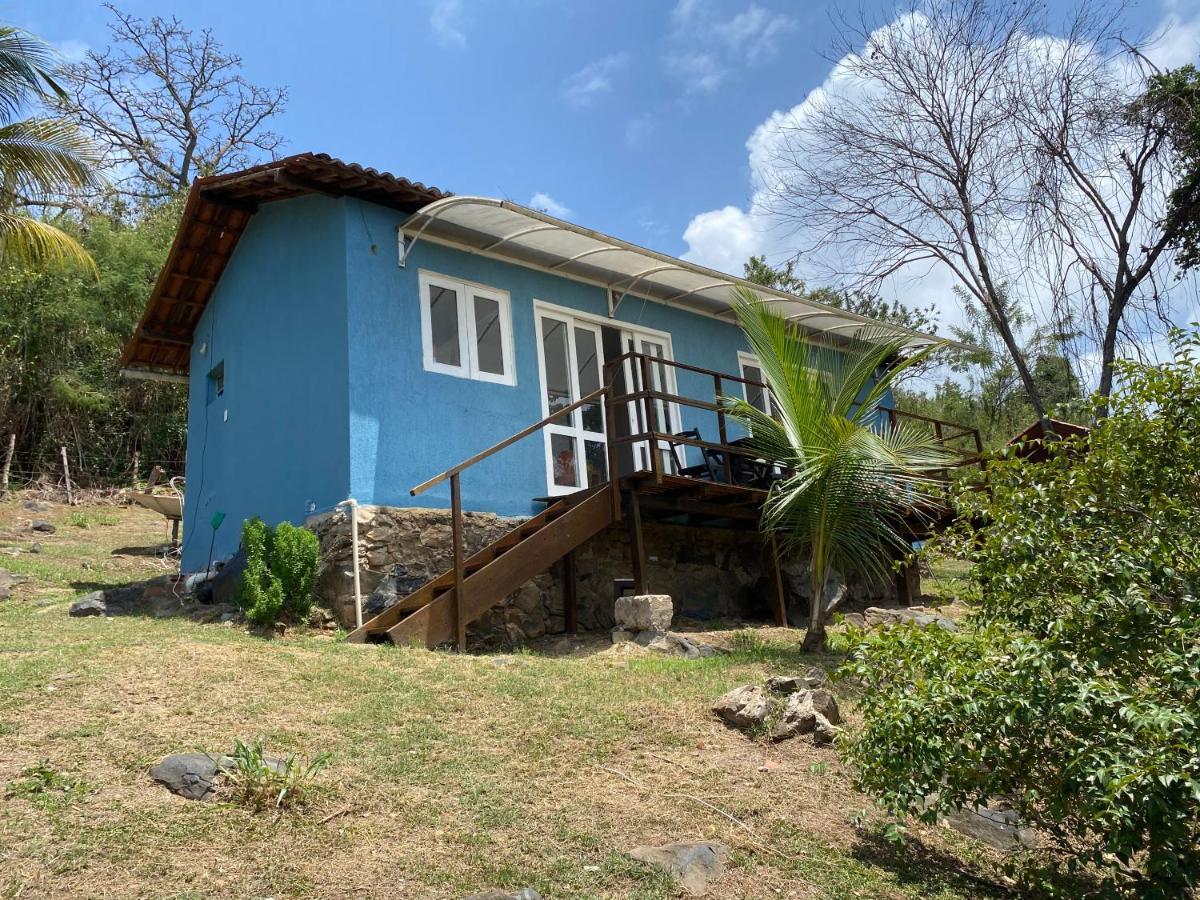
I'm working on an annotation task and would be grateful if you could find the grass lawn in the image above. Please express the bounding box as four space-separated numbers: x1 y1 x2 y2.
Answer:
0 498 1010 899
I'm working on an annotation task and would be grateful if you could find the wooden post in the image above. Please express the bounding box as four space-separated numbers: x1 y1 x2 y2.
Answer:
0 434 14 500
627 490 647 595
131 449 140 487
450 472 466 651
562 550 577 634
640 355 661 484
769 532 789 627
60 445 74 506
714 374 733 484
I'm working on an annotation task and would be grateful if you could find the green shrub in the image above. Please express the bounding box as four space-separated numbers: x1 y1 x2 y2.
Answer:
839 329 1200 898
237 517 318 627
221 737 330 811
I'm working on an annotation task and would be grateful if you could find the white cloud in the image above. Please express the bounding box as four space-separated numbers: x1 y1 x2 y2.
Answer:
529 192 573 219
53 39 89 63
665 0 795 93
563 53 629 106
430 0 467 49
625 113 656 148
1148 0 1200 68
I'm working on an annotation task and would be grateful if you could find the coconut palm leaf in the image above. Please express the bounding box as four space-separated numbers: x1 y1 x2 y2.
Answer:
0 212 95 272
722 286 952 650
0 118 98 197
0 26 69 117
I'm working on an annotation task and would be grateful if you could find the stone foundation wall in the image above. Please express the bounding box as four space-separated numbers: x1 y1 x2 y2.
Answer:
309 504 904 648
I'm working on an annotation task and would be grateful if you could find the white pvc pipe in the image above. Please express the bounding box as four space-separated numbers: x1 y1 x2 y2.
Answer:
341 498 363 629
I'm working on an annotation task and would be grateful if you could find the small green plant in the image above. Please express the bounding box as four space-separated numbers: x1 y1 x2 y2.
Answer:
5 760 90 809
68 510 117 528
220 738 330 811
237 517 319 628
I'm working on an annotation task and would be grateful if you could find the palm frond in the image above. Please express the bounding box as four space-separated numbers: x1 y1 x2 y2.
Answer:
0 212 95 273
0 118 99 198
0 27 69 118
724 287 954 627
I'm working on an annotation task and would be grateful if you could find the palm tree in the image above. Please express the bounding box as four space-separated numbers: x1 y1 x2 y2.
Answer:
723 287 952 651
0 25 98 270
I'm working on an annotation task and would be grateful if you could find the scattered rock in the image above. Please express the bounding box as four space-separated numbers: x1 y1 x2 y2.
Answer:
862 605 957 632
614 594 674 632
0 569 29 601
29 542 41 555
627 841 730 895
943 804 1035 851
611 626 636 644
22 500 51 512
712 685 770 730
840 612 865 628
765 668 826 693
636 630 721 659
149 753 224 801
69 591 106 617
462 890 542 900
306 606 337 629
29 520 55 534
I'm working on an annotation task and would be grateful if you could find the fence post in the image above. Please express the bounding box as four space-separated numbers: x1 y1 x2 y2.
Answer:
0 434 14 501
60 445 74 506
131 449 140 487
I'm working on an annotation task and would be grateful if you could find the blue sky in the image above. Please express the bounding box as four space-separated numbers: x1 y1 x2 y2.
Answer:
13 0 1200 342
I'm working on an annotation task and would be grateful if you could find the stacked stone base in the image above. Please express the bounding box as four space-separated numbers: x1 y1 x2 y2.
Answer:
308 504 909 648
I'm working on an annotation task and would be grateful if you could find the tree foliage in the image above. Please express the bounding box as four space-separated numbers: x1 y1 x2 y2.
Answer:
725 287 951 651
0 23 99 269
840 330 1200 896
0 201 186 483
1145 64 1200 272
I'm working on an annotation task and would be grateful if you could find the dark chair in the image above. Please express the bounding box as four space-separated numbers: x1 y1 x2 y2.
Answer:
670 428 723 481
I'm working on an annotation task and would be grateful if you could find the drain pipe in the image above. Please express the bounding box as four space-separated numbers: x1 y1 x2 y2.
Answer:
340 498 363 629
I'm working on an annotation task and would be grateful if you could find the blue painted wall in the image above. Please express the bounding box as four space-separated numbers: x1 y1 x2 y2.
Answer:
180 195 351 571
179 193 896 571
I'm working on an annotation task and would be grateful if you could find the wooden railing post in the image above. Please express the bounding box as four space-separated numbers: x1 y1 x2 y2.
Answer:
714 374 733 484
450 472 466 651
604 369 622 519
639 354 661 484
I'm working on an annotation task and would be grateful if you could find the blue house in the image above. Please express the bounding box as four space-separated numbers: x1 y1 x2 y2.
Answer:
120 154 964 647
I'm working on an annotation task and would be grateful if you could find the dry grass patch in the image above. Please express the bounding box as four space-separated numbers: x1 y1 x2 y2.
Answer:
0 498 1009 899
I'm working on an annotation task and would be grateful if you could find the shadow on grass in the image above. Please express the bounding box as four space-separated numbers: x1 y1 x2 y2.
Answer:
849 829 1013 898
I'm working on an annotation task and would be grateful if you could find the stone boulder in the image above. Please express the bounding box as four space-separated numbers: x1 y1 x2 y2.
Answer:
627 841 730 895
69 591 106 617
943 804 1035 851
0 569 29 601
712 685 769 730
862 605 957 632
462 890 542 900
614 594 673 632
765 668 826 693
634 630 721 659
149 753 225 801
29 519 56 534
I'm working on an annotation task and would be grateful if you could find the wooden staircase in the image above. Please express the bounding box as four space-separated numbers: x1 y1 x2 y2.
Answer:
345 483 616 647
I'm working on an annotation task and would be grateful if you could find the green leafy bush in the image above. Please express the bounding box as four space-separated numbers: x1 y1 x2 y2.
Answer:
221 738 330 811
237 517 318 627
839 329 1200 898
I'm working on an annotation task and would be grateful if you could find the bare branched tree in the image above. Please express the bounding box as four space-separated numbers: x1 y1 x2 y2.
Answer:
1021 31 1179 407
58 4 286 201
763 0 1183 414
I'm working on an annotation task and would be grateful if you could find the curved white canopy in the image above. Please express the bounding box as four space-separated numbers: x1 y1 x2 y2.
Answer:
399 195 966 350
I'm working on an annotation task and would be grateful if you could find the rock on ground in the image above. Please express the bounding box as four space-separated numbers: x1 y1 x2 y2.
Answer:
149 753 225 801
765 668 826 693
29 519 56 534
462 890 542 900
69 591 106 617
0 569 29 601
712 685 770 730
627 841 730 895
634 630 721 659
613 594 674 632
862 605 957 632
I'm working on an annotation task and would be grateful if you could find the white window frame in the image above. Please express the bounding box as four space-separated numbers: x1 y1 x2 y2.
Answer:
418 270 516 386
737 351 773 415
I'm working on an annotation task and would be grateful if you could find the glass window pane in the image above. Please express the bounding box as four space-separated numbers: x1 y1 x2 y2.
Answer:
551 433 579 487
429 285 461 367
744 364 768 414
584 440 608 485
574 326 603 433
542 318 572 418
473 295 505 376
